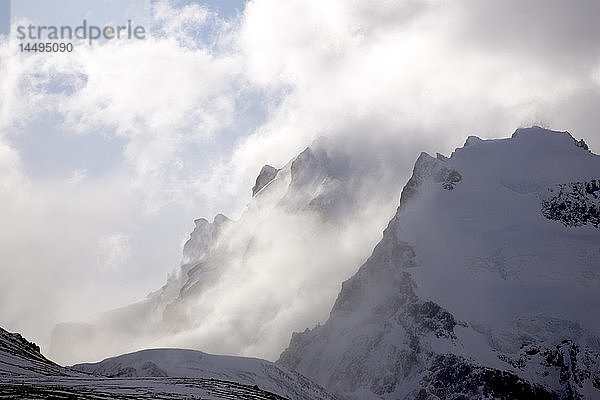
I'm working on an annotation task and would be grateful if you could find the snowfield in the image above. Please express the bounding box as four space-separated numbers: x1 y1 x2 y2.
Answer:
72 348 337 400
279 127 600 399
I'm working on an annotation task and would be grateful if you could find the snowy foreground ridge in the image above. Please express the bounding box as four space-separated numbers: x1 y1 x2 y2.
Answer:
0 325 335 399
4 127 599 399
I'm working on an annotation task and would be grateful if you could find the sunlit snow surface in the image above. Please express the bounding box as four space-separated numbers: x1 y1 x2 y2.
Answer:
280 127 600 399
403 127 600 332
0 326 335 399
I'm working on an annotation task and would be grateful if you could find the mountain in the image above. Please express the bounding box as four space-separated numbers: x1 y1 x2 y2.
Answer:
278 127 600 399
51 137 407 365
0 325 68 377
1 325 335 400
72 348 337 400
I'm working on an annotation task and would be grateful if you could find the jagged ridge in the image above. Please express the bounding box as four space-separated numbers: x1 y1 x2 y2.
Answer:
278 127 600 400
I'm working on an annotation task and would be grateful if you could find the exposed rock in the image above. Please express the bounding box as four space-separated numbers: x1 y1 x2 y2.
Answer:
541 180 600 228
252 165 279 196
411 354 560 400
398 152 462 211
574 138 589 151
463 135 483 146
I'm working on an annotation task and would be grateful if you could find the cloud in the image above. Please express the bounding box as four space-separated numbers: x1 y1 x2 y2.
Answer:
238 0 599 147
0 1 249 351
97 232 132 272
66 169 87 185
453 0 600 63
1 0 599 361
0 139 24 190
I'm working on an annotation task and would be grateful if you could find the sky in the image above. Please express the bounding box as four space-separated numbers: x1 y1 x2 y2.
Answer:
0 0 599 355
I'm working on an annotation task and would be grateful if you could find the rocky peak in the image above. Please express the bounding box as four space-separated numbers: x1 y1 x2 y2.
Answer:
278 129 600 400
212 213 230 226
290 147 328 186
252 165 279 196
463 135 483 146
574 138 590 151
398 152 462 211
511 126 565 138
181 214 229 265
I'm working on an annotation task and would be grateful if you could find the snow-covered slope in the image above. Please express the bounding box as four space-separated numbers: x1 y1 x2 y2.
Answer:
0 325 69 377
279 127 600 399
1 377 291 400
51 137 406 365
73 348 337 400
1 325 334 399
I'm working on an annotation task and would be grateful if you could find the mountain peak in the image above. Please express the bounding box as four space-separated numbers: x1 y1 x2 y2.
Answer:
193 218 209 227
252 165 279 196
511 125 568 138
398 151 461 211
278 127 600 399
463 135 483 147
212 213 229 225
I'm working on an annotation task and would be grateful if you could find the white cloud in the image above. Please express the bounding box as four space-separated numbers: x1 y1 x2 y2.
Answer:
1 0 599 359
66 169 87 185
97 232 132 272
0 140 24 191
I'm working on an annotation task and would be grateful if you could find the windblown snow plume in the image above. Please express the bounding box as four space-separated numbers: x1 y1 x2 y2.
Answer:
51 137 407 365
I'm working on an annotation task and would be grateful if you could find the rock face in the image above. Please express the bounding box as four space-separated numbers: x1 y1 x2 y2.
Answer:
542 180 600 228
398 152 462 211
252 165 279 196
51 137 406 365
278 127 600 399
0 326 65 377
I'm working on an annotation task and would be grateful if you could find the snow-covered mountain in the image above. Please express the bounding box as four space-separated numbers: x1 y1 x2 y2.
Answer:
72 348 337 400
51 137 407 365
47 126 599 398
0 325 68 378
278 127 600 399
1 325 335 399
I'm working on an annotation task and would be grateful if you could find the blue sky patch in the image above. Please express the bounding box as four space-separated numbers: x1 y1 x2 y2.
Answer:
0 0 10 36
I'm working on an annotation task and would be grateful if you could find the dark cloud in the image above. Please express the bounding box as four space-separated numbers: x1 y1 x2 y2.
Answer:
455 0 600 68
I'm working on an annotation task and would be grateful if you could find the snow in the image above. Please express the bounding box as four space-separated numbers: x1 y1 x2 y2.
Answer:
37 127 600 399
279 127 600 399
1 325 335 400
72 348 336 400
402 128 600 333
0 375 292 399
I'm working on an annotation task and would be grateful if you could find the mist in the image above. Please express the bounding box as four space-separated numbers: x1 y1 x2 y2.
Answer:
0 0 599 364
